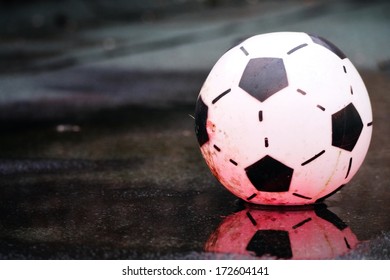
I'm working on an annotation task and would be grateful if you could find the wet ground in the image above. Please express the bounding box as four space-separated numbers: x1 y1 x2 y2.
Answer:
0 0 389 259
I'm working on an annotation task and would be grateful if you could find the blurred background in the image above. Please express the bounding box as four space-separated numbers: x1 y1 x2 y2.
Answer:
0 0 389 259
0 0 389 112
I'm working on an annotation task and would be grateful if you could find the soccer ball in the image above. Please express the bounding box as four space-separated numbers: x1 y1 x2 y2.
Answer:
204 206 358 259
195 32 372 205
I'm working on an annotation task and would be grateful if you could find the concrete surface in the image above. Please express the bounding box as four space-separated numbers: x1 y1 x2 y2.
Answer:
0 0 389 259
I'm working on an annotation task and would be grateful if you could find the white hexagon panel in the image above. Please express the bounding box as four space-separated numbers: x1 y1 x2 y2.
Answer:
195 32 373 205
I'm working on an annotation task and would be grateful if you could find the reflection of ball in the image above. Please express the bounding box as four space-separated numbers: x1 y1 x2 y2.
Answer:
195 32 373 205
205 206 358 259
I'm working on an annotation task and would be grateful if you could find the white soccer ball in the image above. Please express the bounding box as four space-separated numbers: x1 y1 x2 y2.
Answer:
195 32 373 205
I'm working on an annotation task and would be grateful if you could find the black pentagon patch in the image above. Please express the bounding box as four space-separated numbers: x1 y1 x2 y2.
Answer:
194 96 209 147
332 103 363 151
314 205 348 231
309 34 347 59
246 230 293 259
245 156 293 192
239 57 288 102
